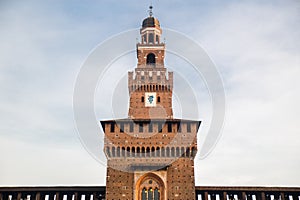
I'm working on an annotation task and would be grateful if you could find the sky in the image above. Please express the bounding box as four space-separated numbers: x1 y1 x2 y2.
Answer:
0 0 299 187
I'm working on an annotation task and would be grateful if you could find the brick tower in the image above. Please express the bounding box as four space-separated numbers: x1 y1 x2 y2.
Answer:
100 7 201 200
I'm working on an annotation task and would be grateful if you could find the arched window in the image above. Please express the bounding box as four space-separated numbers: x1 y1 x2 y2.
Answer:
106 147 111 157
117 147 120 157
141 96 144 102
137 147 141 157
171 147 175 157
149 33 154 43
192 147 197 157
112 147 115 157
154 188 160 200
161 147 165 157
166 147 170 157
151 147 155 157
132 147 136 157
127 147 130 157
142 188 147 200
157 96 160 102
176 147 180 157
148 188 154 200
146 147 151 157
138 175 164 200
186 147 190 157
146 53 156 65
121 147 125 157
156 147 160 157
181 147 185 157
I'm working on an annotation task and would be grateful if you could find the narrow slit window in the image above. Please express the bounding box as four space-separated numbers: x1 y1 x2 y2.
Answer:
139 123 143 133
158 123 162 133
187 122 191 133
177 122 182 132
129 123 133 132
148 123 153 132
110 122 115 132
120 123 124 133
168 123 172 133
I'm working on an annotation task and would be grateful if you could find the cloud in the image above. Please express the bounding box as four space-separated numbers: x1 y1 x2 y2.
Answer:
192 1 300 185
0 1 107 185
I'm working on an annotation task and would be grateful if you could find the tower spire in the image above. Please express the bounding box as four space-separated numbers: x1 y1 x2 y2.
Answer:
148 5 153 17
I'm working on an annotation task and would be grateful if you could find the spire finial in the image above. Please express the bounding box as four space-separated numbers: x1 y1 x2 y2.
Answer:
148 5 153 17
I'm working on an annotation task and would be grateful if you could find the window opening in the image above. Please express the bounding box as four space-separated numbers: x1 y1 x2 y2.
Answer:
147 53 156 65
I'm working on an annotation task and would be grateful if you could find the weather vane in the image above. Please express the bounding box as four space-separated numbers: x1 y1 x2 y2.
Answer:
148 5 153 17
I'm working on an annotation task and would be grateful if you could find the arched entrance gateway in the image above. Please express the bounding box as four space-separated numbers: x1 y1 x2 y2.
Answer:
136 173 165 200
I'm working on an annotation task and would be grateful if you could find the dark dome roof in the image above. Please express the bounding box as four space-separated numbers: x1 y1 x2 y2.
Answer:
142 17 160 28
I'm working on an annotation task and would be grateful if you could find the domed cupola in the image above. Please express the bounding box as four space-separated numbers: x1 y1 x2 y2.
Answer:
140 6 162 45
142 16 160 28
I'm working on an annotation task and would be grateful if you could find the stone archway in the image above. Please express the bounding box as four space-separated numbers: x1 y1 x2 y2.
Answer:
135 173 166 200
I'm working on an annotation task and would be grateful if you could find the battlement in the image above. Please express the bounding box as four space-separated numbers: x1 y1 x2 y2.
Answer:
101 119 200 161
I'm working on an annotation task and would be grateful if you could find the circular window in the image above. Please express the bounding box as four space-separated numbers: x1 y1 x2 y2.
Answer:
149 180 153 184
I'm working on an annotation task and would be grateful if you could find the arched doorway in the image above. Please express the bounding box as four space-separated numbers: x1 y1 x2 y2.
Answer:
136 173 165 200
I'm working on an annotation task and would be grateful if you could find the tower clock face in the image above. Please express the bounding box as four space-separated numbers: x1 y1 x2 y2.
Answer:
145 92 156 107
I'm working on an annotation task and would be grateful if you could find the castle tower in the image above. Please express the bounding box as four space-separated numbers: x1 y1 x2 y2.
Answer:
100 7 201 200
128 8 173 120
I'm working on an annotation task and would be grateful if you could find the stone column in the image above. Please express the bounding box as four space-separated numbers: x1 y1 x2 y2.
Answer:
204 192 209 200
261 192 266 200
35 193 41 200
16 193 21 200
222 192 228 200
55 193 60 200
240 192 246 200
